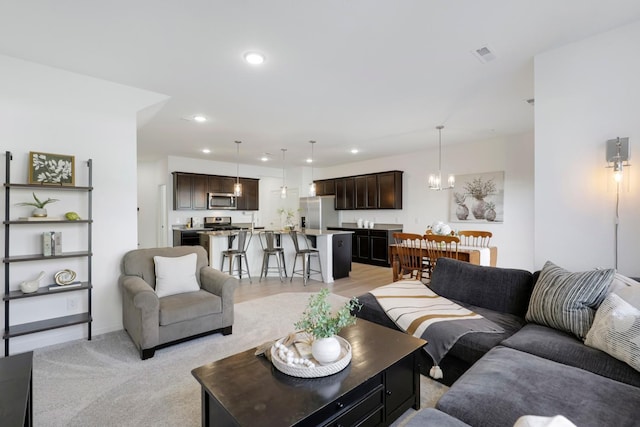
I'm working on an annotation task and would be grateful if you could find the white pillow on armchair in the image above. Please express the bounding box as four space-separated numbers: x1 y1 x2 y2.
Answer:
153 253 201 298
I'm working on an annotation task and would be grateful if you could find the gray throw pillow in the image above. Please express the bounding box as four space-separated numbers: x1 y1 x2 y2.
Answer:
525 261 614 340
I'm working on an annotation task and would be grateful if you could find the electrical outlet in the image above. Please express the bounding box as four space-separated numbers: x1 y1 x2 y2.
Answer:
67 296 79 311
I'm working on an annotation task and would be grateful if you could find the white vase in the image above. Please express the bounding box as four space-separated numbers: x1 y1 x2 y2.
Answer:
33 207 47 217
311 336 341 365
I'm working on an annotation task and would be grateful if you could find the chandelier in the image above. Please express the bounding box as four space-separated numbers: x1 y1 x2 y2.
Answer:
428 125 455 191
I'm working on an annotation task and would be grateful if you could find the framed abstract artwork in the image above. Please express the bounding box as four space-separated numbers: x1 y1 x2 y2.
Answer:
449 171 504 223
28 151 75 186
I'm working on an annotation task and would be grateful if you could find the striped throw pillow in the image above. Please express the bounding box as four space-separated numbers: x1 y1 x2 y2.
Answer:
525 261 614 340
585 292 640 372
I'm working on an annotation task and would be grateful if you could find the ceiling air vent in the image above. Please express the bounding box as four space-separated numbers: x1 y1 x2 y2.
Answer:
471 45 497 64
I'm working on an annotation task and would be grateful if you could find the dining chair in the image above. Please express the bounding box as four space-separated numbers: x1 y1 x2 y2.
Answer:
424 234 460 272
392 232 425 282
220 230 252 283
457 230 492 247
258 230 287 282
289 230 323 285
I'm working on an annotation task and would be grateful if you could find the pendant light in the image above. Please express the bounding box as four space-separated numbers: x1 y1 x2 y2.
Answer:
428 125 455 191
308 140 317 196
280 148 288 199
233 141 243 197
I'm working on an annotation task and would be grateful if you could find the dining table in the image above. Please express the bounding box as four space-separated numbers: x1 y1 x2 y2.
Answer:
388 243 498 282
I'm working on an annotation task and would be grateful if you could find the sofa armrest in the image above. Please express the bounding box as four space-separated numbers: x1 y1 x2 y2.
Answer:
200 267 238 304
430 258 534 317
119 275 160 351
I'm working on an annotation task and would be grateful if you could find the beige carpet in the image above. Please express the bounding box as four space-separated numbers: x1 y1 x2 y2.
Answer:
33 292 448 426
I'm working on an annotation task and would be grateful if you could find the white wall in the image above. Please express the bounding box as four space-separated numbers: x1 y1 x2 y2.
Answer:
535 20 640 275
0 54 167 354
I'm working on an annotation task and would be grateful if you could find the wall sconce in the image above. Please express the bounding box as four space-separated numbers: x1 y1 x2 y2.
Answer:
605 137 630 270
606 137 630 183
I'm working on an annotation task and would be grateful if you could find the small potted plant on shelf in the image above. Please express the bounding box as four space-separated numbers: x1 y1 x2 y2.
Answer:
294 288 361 364
17 192 59 217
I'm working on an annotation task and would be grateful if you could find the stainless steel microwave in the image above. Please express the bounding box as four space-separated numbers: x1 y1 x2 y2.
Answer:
207 193 237 210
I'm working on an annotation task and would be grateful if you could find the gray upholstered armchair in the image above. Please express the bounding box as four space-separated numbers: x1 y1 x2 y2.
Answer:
119 246 238 359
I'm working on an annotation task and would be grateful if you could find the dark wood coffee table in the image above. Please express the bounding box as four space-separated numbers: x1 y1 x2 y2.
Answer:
191 319 426 426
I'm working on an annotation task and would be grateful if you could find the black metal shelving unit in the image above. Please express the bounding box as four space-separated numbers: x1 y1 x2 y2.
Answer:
3 151 93 356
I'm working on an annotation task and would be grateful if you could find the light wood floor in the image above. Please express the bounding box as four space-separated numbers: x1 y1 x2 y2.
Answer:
233 262 394 303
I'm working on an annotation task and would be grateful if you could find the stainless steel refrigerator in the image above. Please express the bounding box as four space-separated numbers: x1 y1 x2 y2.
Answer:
299 196 339 230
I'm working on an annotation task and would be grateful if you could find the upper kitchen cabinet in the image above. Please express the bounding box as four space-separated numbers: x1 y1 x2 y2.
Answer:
173 172 259 211
314 179 336 196
377 171 403 209
236 178 259 211
208 176 235 194
335 177 355 210
333 171 402 210
355 174 378 209
173 172 208 210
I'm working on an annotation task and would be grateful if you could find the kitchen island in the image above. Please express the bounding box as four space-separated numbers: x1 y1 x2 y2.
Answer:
199 229 353 283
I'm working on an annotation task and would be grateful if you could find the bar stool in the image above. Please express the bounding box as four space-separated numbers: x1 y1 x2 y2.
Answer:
220 230 252 283
258 230 287 282
289 230 323 286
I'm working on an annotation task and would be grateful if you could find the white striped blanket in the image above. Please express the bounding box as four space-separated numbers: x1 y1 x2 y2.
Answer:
369 280 503 378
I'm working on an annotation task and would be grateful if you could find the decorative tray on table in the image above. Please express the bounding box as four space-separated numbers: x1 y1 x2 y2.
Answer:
270 334 352 378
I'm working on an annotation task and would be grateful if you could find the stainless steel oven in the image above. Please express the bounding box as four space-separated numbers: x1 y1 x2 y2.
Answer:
207 193 236 210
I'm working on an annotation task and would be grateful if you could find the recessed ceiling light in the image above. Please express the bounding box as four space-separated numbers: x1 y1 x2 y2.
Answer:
202 148 211 154
192 115 208 123
244 52 265 65
351 149 359 154
306 158 313 164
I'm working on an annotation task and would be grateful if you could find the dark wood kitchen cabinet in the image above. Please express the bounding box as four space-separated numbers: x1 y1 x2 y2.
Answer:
329 171 402 210
330 225 402 267
335 177 355 210
377 171 403 209
208 176 235 194
355 174 378 209
173 172 259 211
173 172 207 210
236 178 259 211
352 229 371 263
314 179 336 196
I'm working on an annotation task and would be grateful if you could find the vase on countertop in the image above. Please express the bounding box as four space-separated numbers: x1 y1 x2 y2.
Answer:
311 336 341 365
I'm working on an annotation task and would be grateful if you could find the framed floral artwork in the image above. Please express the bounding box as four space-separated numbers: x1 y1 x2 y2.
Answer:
449 171 504 223
28 151 75 186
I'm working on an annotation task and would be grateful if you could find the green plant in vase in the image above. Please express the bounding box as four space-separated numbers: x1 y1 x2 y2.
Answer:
277 207 297 230
295 288 361 364
17 192 59 217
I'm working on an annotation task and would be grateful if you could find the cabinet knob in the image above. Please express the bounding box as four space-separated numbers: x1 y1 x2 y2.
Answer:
336 401 344 409
386 390 392 396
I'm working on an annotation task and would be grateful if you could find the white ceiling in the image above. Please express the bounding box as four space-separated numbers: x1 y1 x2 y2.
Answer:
2 1 640 167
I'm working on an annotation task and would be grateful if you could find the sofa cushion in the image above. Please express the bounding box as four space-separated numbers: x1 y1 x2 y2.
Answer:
447 300 526 365
159 290 222 326
525 261 614 340
501 323 640 387
405 408 471 427
610 273 640 308
430 258 534 317
585 292 640 373
154 253 201 298
436 346 640 427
